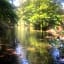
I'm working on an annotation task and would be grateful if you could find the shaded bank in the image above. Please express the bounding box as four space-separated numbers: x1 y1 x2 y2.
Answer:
0 43 29 64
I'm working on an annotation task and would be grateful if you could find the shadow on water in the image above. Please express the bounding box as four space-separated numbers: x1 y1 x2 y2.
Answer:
0 43 29 64
0 44 18 64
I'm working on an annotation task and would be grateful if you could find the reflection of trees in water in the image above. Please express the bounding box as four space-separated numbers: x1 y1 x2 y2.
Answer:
17 27 64 64
17 26 54 64
22 27 30 46
27 48 53 64
32 31 48 42
26 31 52 64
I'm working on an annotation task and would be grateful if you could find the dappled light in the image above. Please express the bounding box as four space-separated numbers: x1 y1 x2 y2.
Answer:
15 0 64 64
0 0 64 64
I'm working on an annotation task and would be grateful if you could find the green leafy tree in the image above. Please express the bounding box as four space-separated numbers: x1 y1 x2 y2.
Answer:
21 0 62 30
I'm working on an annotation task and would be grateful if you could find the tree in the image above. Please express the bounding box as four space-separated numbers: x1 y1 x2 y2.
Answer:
0 0 17 24
21 0 62 30
0 0 18 45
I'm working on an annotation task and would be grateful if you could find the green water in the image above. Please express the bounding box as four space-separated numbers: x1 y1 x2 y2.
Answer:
15 24 53 64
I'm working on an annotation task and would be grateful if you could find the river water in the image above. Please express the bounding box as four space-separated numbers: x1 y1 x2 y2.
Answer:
15 24 51 64
15 23 64 64
15 43 29 64
0 43 29 64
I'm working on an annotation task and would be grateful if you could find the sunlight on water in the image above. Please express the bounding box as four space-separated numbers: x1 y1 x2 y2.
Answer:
52 48 60 57
15 20 26 44
15 44 29 64
16 44 22 55
21 59 29 64
51 47 60 64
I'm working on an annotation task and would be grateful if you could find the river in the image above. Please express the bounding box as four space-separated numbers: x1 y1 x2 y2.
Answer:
15 23 53 64
14 21 64 64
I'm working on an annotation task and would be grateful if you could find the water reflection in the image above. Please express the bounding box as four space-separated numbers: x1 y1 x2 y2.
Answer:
50 46 60 64
15 44 29 64
0 44 18 64
0 43 29 64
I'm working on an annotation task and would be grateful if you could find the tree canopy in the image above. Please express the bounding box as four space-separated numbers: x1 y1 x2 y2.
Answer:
19 0 62 30
0 0 18 26
0 0 18 44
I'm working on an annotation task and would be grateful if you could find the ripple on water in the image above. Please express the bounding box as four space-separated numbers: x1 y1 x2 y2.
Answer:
16 44 29 64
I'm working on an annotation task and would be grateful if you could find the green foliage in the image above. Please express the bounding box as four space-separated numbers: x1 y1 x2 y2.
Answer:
0 0 18 25
0 0 18 44
21 0 62 30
